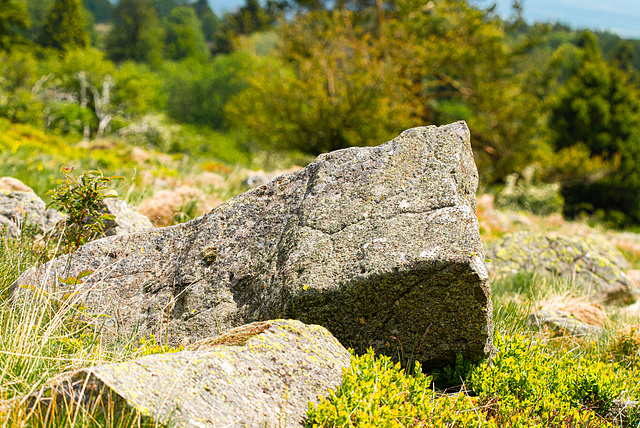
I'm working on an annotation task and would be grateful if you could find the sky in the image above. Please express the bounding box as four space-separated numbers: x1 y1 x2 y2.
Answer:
209 0 640 39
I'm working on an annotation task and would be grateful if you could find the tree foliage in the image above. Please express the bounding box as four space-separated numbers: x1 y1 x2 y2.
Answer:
192 0 220 43
227 0 546 172
105 0 164 65
37 0 89 51
165 53 248 129
226 10 413 154
214 0 281 54
0 0 30 50
163 6 209 62
82 0 112 23
549 31 640 225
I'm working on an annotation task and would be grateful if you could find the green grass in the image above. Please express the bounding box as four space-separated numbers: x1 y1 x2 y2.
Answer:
1 124 639 426
3 229 640 427
0 232 170 427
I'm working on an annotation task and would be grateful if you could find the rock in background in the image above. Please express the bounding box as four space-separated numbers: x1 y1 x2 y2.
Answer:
27 320 350 428
0 176 35 193
528 308 602 336
0 176 152 239
101 198 153 235
0 187 50 237
486 231 634 304
12 121 493 369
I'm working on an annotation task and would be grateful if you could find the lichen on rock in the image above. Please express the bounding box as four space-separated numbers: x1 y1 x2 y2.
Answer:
26 320 350 428
486 231 634 304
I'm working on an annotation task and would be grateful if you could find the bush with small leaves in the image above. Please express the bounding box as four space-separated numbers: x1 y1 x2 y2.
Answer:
47 166 123 253
305 349 490 428
495 164 564 215
468 333 624 426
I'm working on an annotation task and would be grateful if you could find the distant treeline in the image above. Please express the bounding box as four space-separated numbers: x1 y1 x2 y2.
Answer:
2 0 640 226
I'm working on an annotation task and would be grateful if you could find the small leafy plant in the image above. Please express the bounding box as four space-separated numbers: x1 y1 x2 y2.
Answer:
47 166 123 253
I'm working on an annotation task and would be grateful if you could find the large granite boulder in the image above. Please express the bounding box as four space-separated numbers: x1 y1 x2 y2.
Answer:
486 231 633 304
26 320 350 428
12 121 492 368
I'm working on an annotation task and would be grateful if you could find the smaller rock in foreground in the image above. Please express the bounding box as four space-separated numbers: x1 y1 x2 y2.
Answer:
27 319 350 428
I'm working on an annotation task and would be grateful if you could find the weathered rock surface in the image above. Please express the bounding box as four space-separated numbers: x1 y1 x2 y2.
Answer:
486 231 634 304
12 121 493 368
0 190 48 236
27 320 350 428
101 198 154 235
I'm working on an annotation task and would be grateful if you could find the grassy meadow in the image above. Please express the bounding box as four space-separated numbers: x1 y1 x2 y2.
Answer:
2 149 640 427
3 0 640 424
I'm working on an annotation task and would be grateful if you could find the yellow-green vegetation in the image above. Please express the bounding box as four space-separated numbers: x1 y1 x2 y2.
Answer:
0 118 135 198
306 334 639 427
3 0 640 424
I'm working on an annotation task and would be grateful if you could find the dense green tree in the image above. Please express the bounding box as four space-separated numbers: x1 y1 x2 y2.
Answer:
83 0 113 23
192 0 220 42
550 32 640 225
154 0 189 18
105 0 164 64
0 0 30 50
164 6 209 61
20 0 53 41
37 0 89 50
0 49 41 125
166 53 248 128
214 0 280 54
226 10 413 154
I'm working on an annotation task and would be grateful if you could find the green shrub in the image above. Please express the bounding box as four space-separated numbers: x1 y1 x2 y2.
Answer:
469 333 622 426
306 349 487 428
495 164 564 215
606 327 640 368
429 352 473 390
47 166 123 253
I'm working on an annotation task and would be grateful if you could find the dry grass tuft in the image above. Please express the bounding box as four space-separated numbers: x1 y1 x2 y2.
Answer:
539 295 609 327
